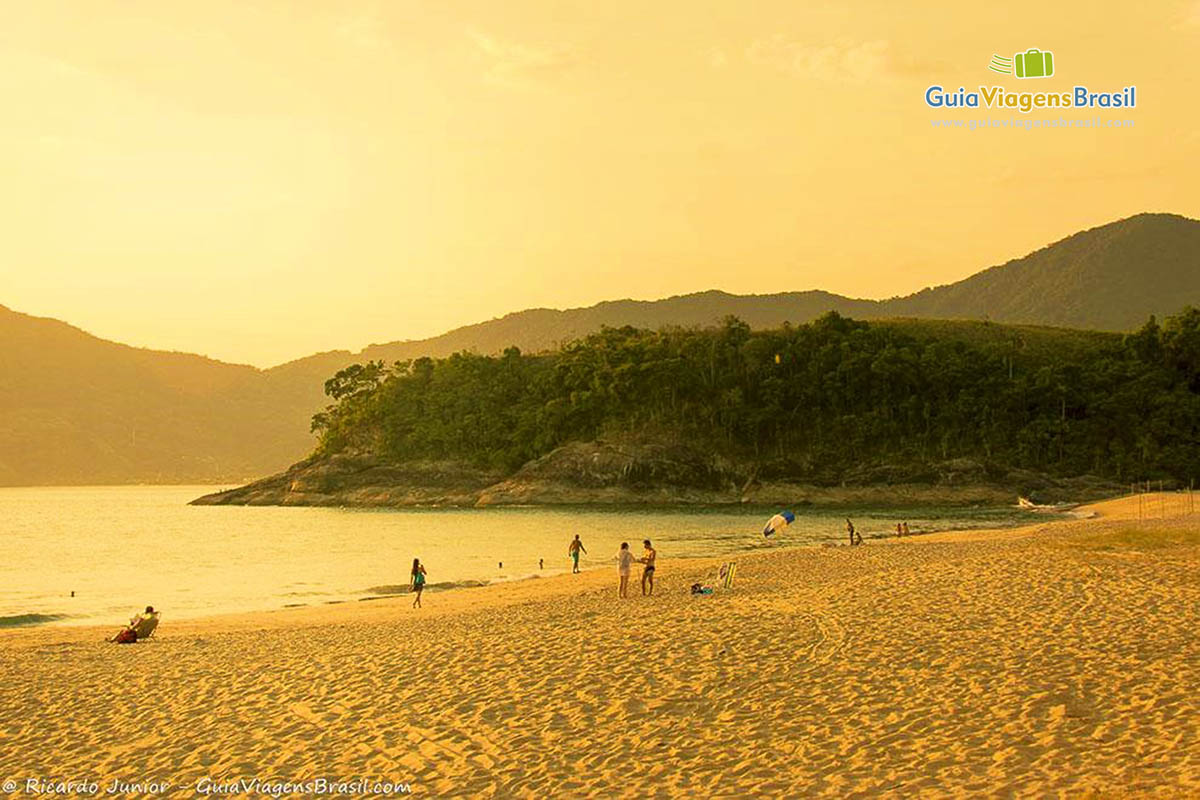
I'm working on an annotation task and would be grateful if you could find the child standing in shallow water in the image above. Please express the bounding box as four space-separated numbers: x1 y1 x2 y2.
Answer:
410 558 426 608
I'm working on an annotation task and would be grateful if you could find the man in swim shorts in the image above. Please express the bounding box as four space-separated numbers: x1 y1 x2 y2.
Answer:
568 535 587 573
640 539 657 596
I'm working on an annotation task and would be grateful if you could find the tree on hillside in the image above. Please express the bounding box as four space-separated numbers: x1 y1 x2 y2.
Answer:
309 311 1200 485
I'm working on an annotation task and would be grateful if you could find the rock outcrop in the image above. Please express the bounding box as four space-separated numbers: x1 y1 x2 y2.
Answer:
192 440 1122 508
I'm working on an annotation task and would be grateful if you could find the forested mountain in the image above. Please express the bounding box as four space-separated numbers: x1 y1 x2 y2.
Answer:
279 310 1200 505
3 212 1199 485
264 290 883 417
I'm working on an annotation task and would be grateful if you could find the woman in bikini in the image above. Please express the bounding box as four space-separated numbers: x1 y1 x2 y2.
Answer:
410 558 427 608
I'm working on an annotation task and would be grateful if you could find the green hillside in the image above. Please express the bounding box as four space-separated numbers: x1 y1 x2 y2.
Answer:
308 311 1200 487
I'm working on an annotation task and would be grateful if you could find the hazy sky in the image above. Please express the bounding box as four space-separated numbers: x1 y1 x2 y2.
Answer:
3 1 1198 366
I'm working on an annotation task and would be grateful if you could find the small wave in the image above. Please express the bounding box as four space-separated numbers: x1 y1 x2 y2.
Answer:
491 573 542 584
364 584 411 595
0 612 75 628
427 580 488 591
363 579 489 596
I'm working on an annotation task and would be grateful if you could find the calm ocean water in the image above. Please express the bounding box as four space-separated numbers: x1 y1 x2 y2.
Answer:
0 486 1035 628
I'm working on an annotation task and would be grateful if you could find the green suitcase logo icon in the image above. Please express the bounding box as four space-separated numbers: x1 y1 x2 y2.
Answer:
1014 48 1054 79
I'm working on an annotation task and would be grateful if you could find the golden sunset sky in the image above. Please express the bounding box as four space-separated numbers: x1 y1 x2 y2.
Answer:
3 0 1199 366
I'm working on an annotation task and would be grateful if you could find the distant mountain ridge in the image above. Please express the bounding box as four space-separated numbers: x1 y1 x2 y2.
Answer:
275 212 1200 381
885 213 1200 330
0 305 302 484
2 212 1198 485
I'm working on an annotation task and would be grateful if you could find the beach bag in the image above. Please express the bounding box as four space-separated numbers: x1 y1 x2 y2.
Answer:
114 628 138 644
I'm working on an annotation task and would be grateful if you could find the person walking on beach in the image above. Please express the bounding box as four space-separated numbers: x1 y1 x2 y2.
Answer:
902 521 910 537
640 539 657 596
410 558 427 608
617 542 635 598
846 518 862 546
896 522 903 538
569 535 587 574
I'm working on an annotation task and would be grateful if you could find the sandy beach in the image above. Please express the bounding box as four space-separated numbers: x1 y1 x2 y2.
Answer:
1 494 1197 798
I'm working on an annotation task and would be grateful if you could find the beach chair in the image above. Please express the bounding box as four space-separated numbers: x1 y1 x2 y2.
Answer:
130 612 160 640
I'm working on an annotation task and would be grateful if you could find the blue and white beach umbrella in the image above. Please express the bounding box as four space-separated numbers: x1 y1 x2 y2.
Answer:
763 510 795 537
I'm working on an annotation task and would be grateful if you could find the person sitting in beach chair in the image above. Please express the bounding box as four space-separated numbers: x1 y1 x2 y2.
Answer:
131 606 160 639
109 605 160 643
